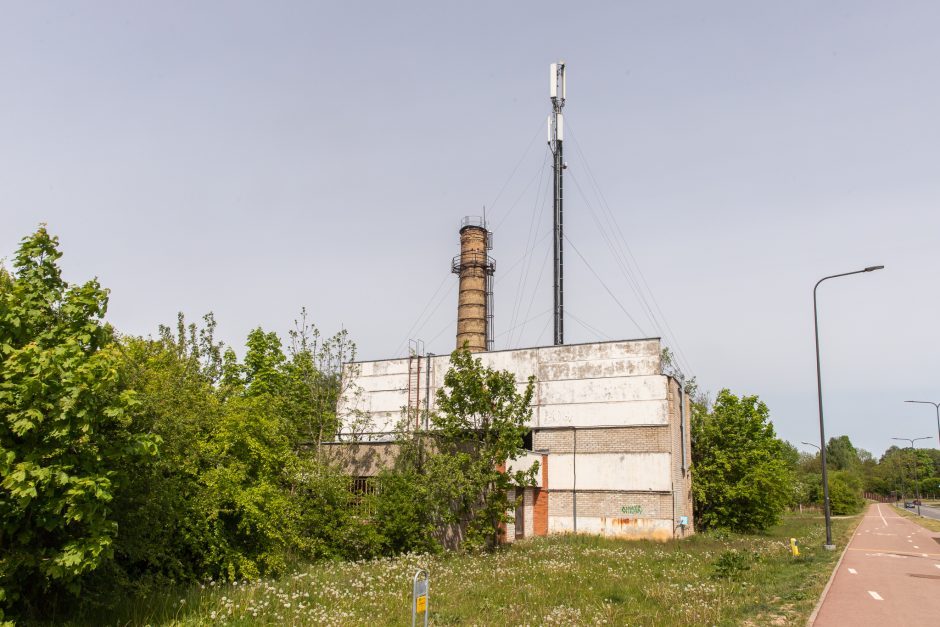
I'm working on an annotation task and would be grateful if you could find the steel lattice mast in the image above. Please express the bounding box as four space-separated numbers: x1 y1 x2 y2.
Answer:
549 62 566 345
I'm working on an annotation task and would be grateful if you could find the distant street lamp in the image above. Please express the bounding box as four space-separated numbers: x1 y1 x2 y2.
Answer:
892 436 931 515
814 265 884 550
801 441 820 451
905 400 940 454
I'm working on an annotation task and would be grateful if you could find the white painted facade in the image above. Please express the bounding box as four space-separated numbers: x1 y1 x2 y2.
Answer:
547 453 672 492
336 338 694 541
339 339 667 431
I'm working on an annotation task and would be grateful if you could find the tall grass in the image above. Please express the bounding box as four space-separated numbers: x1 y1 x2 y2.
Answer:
79 513 858 626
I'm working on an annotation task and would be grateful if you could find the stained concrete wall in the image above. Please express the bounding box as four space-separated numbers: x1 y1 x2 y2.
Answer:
335 337 694 541
337 338 664 434
547 452 672 491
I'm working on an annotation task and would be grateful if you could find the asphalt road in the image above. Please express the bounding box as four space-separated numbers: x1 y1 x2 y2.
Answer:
812 503 940 626
914 503 940 521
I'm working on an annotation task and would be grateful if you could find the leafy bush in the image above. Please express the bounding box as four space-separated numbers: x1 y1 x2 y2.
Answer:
0 228 158 618
396 349 539 551
373 470 441 555
827 471 864 515
691 389 793 532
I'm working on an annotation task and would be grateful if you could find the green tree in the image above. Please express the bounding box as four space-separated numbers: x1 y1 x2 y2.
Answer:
0 227 158 618
826 435 860 472
396 349 538 551
104 316 225 592
242 328 287 397
827 471 864 515
281 309 357 448
691 389 793 532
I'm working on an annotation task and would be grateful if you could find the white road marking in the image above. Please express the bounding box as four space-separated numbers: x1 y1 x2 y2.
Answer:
935 564 940 570
914 545 919 549
868 591 884 601
848 568 858 574
878 505 887 527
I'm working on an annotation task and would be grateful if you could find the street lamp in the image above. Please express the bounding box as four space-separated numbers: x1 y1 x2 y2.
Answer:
801 441 820 450
892 436 931 516
905 401 940 454
814 265 884 550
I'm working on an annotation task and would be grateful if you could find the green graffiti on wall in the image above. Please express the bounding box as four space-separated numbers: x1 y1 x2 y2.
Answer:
620 505 643 515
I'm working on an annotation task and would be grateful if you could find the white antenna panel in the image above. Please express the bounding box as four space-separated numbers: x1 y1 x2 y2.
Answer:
547 115 552 142
557 113 564 141
550 63 557 97
561 65 566 99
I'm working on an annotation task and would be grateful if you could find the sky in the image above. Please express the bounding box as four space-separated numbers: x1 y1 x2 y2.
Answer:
2 1 938 456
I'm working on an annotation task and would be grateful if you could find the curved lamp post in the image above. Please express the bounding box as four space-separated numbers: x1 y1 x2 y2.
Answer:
892 436 931 515
814 265 883 549
904 401 940 455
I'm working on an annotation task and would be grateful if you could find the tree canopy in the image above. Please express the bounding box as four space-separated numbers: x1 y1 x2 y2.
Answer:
691 389 793 532
0 228 158 616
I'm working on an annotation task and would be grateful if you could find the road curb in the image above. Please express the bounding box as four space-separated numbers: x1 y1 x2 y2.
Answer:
805 513 857 627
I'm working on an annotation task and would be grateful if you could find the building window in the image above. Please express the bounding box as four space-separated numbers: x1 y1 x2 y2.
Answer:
349 476 381 518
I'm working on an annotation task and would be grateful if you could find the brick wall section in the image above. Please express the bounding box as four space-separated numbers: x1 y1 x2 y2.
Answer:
524 487 535 536
666 377 695 536
533 454 549 536
532 426 671 454
505 488 516 541
547 490 673 519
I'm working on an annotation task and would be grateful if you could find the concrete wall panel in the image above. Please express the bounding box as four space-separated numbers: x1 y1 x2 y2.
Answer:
352 373 410 393
548 453 671 491
355 359 410 378
538 376 667 405
506 453 544 487
548 516 673 540
537 356 660 381
362 390 408 413
536 400 667 427
537 340 660 363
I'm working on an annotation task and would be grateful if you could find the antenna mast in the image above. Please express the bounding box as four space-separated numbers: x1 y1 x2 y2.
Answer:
549 62 566 345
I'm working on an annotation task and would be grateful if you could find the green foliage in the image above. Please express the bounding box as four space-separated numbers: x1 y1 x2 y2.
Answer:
193 394 304 579
826 471 864 515
372 470 440 555
280 309 355 445
107 307 383 592
242 328 287 397
825 435 859 472
691 389 793 533
392 349 538 551
711 549 752 580
0 227 158 617
866 445 940 500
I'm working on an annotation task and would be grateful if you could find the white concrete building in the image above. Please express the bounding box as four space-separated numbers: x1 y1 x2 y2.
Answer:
336 337 694 541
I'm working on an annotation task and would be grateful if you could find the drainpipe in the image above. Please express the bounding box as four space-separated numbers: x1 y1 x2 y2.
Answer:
678 381 686 475
424 353 433 430
672 481 677 539
572 426 577 534
415 355 421 430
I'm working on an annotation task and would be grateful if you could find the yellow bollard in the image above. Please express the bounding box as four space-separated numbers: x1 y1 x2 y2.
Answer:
790 538 800 557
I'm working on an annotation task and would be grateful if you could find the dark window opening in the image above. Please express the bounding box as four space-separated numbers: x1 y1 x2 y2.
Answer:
522 430 533 451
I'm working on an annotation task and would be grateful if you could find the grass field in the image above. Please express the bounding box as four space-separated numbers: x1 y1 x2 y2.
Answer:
87 513 860 626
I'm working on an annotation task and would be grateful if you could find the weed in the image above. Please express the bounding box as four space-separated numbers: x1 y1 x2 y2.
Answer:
73 513 860 627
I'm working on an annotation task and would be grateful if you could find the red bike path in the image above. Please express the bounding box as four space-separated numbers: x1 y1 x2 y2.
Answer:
812 503 940 626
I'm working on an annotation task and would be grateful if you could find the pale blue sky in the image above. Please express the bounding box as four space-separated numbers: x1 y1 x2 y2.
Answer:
3 2 938 455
